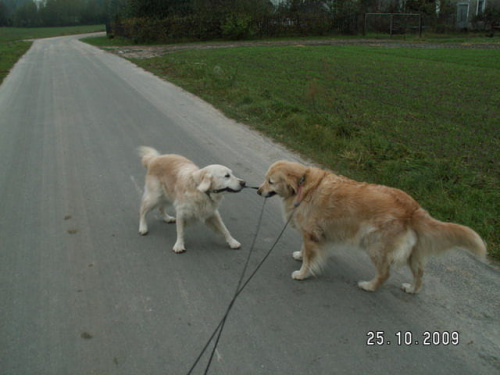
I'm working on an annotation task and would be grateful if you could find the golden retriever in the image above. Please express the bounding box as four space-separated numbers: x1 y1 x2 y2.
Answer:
257 160 486 293
138 147 245 253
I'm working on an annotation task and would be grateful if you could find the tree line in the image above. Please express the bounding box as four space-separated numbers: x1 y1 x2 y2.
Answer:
2 0 498 36
0 0 106 27
109 0 463 42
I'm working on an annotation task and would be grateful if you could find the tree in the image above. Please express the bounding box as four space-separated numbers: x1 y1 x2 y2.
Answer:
124 0 192 19
12 0 41 26
4 0 106 27
40 0 85 26
81 0 106 24
406 0 438 15
0 1 9 26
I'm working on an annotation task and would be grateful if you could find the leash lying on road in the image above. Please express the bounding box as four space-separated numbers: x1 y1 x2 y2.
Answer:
186 197 296 375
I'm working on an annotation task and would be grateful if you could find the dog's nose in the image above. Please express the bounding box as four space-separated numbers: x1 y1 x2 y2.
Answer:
257 188 262 196
240 180 246 187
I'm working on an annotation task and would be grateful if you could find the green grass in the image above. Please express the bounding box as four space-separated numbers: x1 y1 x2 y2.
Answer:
0 25 104 43
82 35 136 47
0 41 32 84
127 45 499 260
0 25 104 84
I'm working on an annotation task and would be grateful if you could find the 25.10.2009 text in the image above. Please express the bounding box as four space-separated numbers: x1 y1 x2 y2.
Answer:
366 331 460 346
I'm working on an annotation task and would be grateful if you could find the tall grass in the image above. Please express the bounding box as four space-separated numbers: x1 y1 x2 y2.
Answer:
131 45 499 259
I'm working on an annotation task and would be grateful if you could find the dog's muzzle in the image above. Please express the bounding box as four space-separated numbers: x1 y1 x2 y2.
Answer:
257 188 276 198
212 180 246 194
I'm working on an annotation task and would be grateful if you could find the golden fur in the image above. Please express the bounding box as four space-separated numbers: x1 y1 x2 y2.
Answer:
138 146 245 253
258 160 486 293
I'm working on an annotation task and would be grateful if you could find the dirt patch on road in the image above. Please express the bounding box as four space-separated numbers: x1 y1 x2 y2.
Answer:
103 38 500 59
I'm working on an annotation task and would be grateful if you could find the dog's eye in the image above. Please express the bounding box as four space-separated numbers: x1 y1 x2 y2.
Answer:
225 173 230 178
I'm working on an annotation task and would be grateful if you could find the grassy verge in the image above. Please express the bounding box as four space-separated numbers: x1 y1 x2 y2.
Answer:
0 25 104 84
125 44 499 260
0 25 104 43
84 32 500 48
0 41 32 84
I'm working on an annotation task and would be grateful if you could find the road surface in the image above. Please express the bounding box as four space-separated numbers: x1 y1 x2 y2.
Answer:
0 34 498 375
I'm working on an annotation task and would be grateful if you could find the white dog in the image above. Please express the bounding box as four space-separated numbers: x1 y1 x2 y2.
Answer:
138 147 246 253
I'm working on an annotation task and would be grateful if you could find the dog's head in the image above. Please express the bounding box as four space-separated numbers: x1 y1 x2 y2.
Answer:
257 161 308 199
196 165 246 194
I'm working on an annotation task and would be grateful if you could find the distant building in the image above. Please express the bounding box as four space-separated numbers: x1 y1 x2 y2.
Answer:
271 0 498 30
451 0 489 29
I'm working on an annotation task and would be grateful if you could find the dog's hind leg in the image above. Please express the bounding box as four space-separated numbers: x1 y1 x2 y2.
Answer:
358 249 391 292
139 178 163 235
139 192 159 235
359 225 415 292
402 252 424 294
206 211 241 249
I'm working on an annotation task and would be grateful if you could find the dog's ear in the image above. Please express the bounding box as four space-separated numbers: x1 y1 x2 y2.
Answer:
282 166 307 196
282 171 298 195
195 169 212 193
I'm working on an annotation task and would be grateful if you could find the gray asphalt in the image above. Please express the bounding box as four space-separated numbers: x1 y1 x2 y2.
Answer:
0 34 498 375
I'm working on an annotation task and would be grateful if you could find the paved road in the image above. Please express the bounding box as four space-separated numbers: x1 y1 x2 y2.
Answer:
0 34 499 375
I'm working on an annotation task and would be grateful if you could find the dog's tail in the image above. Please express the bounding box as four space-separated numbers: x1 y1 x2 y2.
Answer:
411 209 486 260
137 146 160 168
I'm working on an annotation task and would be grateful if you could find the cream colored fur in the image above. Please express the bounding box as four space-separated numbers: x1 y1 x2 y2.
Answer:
138 146 245 253
258 160 486 293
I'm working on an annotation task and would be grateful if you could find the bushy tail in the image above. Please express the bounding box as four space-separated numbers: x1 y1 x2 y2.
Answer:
411 209 487 260
137 146 160 168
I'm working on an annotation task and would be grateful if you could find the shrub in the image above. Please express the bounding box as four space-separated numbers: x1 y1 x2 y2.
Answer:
222 14 255 40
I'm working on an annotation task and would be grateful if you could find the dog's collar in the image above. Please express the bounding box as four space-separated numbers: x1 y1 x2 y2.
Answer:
204 190 219 203
294 176 306 207
210 188 228 194
204 188 235 201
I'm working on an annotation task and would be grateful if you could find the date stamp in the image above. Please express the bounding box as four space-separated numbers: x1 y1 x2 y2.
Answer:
366 331 460 346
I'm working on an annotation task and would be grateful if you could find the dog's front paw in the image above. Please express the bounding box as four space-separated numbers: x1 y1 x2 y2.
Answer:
172 242 186 253
401 283 419 294
292 270 307 280
357 281 376 292
228 239 241 249
139 227 148 235
292 251 303 261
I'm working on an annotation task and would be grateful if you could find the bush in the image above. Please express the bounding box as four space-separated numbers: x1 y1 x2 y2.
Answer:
222 14 255 40
113 15 225 43
112 4 337 42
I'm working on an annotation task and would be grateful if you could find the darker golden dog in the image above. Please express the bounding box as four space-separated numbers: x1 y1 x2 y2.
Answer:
257 160 486 293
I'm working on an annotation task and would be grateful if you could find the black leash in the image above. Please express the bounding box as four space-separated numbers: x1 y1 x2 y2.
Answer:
202 197 266 374
208 186 259 194
186 197 296 375
187 198 266 375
